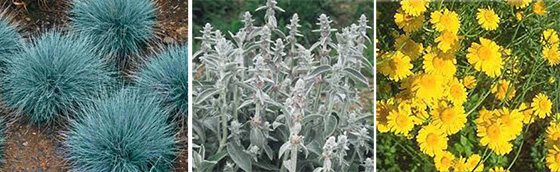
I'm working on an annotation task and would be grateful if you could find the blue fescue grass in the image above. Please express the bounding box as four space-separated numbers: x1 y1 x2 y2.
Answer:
136 45 188 117
1 31 113 125
65 88 177 171
0 14 23 70
71 0 157 68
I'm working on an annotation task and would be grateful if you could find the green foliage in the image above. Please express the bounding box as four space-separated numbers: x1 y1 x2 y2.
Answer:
65 89 177 171
136 45 188 116
71 0 156 68
1 32 113 124
192 0 373 51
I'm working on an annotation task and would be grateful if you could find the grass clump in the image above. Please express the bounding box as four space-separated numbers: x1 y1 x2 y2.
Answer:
65 89 177 171
0 15 23 69
1 32 112 124
136 45 188 116
71 0 157 67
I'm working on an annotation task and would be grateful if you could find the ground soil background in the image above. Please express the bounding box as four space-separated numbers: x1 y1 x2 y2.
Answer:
0 0 188 171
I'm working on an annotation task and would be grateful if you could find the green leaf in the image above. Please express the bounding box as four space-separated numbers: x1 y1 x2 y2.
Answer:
227 142 252 172
307 65 331 79
302 114 323 124
343 67 369 87
460 135 468 146
250 127 267 148
208 150 228 161
323 114 338 138
195 88 220 104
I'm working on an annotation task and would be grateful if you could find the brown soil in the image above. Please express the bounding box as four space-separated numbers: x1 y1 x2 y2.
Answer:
2 0 188 171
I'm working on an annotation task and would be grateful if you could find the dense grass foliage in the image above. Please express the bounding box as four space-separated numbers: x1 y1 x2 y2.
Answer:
136 45 188 116
71 0 156 67
65 89 177 171
1 32 112 124
0 16 23 69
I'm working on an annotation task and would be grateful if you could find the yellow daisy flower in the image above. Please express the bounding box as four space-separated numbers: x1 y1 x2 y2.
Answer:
466 154 484 172
546 122 560 148
435 31 459 52
477 122 512 155
422 48 456 79
531 93 552 118
430 9 460 33
416 124 447 157
412 73 445 103
467 37 503 78
434 151 455 172
506 0 531 9
491 79 516 101
543 45 560 66
376 99 395 133
490 166 509 172
497 107 524 139
400 0 429 17
394 9 425 33
453 157 469 172
387 104 415 135
378 51 413 81
542 29 559 46
446 78 467 105
519 103 536 124
477 8 500 30
476 108 496 126
533 0 547 15
547 146 560 171
431 102 466 135
394 34 424 60
515 11 524 21
462 76 477 89
550 76 556 84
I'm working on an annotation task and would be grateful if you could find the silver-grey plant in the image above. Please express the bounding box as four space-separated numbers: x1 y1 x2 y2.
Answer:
193 0 373 171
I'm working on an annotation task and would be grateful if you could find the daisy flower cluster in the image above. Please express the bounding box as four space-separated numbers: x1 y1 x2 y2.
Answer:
377 0 560 171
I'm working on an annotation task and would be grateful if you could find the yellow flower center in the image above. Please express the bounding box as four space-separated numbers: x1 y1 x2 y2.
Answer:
403 40 416 52
441 108 456 122
441 156 451 167
477 46 492 61
420 75 436 90
390 57 403 70
555 153 560 165
396 114 408 127
450 85 462 98
442 32 455 42
552 132 560 142
483 11 495 23
487 124 501 139
440 14 452 25
539 99 550 110
426 133 439 145
433 57 446 68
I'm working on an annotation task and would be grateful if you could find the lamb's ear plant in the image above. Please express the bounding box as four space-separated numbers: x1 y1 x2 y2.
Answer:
1 31 113 125
136 44 188 118
64 88 177 171
70 0 157 69
193 0 373 171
